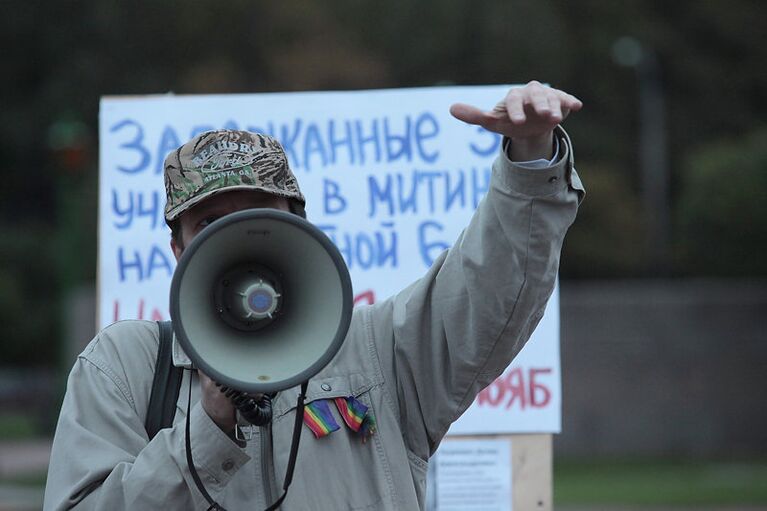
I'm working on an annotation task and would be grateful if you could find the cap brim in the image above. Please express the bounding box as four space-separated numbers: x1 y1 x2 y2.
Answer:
165 185 305 222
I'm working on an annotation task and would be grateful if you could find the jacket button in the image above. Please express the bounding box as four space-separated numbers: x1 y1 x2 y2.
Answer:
321 383 332 391
548 175 559 183
222 459 235 471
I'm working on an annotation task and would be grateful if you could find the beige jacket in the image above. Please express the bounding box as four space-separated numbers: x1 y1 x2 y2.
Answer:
44 128 583 510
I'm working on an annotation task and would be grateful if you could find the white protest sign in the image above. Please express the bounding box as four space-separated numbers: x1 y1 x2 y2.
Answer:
98 86 561 434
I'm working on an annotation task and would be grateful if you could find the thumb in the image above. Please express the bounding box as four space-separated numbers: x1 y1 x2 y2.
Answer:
449 103 489 127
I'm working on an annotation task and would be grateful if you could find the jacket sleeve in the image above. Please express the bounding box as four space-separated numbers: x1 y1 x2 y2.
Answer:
43 322 250 510
367 126 583 460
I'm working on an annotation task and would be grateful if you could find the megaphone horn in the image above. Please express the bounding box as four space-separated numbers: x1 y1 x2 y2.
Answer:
170 208 353 394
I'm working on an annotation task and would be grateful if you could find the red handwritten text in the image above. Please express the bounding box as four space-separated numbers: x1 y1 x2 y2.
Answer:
476 367 553 410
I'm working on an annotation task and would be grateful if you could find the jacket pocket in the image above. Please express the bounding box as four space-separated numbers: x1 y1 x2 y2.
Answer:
271 374 394 510
406 450 428 508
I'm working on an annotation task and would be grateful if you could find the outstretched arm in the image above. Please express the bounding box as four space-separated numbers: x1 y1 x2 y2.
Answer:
369 81 584 459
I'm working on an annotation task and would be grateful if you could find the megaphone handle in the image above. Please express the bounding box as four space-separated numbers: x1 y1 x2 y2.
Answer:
265 381 308 511
218 385 273 426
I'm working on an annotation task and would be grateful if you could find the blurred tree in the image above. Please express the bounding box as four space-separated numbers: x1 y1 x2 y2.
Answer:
676 128 767 276
560 164 646 278
0 225 59 365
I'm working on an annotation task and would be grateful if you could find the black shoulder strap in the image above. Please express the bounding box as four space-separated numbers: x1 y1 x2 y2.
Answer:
145 320 184 440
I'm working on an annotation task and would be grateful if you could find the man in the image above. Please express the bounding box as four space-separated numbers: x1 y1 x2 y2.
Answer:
45 81 584 510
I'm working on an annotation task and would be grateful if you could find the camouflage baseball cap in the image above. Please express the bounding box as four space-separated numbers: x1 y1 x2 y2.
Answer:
163 129 305 223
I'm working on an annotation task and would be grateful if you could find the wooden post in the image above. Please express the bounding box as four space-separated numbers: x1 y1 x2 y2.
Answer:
441 433 552 511
511 434 552 511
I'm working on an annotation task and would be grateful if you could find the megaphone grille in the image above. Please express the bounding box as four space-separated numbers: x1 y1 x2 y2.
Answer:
170 209 353 393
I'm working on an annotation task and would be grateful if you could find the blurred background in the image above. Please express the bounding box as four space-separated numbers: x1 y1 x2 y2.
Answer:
1 0 766 509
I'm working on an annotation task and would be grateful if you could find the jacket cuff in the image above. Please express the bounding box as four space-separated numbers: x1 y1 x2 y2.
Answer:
187 401 251 488
495 126 584 202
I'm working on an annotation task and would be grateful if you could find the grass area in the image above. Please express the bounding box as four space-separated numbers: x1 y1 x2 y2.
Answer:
554 460 767 507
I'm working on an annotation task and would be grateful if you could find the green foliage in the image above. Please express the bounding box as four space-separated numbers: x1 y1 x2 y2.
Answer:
560 163 646 278
0 413 42 440
0 225 59 365
676 129 767 276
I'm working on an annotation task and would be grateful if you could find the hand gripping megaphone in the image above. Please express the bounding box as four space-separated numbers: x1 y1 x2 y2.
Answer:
169 208 353 394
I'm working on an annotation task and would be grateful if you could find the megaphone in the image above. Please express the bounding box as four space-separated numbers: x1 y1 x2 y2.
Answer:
169 208 353 394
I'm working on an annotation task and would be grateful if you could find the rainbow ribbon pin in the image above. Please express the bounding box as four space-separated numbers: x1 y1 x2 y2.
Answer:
334 396 367 432
303 400 340 438
335 396 377 442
